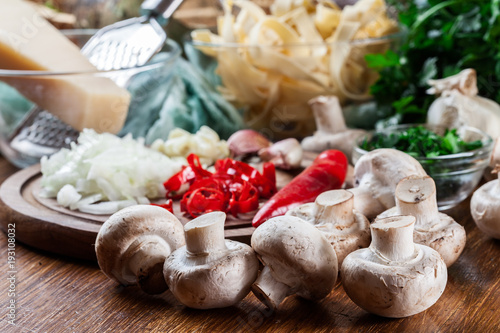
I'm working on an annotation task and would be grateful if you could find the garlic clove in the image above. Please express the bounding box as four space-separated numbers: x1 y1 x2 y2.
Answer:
258 138 303 169
227 129 272 158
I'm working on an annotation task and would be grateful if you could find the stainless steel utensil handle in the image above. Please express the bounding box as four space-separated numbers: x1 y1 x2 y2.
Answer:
141 0 184 21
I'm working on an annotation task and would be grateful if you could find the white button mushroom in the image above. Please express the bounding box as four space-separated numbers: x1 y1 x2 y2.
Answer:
301 95 366 163
285 189 370 267
377 175 466 267
95 205 185 294
470 167 500 239
341 215 448 318
250 216 338 310
348 148 427 219
163 211 259 309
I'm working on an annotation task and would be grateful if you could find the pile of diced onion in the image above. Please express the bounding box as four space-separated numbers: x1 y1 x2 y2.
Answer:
40 127 229 215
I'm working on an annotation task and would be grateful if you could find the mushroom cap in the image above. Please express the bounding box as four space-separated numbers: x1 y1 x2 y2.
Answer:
341 242 447 318
471 180 500 239
351 149 427 217
163 240 259 309
95 205 185 286
251 216 338 300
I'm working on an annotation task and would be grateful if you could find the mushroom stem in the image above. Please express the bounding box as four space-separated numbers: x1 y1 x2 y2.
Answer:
370 216 416 262
395 176 440 228
308 95 347 133
252 266 291 310
348 186 386 220
185 211 228 255
313 190 355 227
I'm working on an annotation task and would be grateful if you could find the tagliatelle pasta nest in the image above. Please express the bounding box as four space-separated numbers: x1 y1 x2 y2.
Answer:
191 0 399 139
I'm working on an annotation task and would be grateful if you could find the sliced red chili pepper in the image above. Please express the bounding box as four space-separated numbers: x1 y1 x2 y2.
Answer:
228 181 259 217
187 153 213 178
182 187 226 218
214 158 276 198
252 162 277 199
163 166 196 199
151 199 174 214
163 154 277 218
164 154 215 199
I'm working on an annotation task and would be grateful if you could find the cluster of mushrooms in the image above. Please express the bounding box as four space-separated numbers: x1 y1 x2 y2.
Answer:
95 68 500 318
95 147 469 318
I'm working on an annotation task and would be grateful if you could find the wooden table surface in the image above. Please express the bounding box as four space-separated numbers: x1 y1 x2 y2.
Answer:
1 156 499 333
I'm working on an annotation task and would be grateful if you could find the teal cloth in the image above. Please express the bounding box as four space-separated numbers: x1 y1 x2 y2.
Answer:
119 56 245 143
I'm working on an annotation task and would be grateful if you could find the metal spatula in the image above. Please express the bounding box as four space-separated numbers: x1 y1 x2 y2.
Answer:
7 0 184 168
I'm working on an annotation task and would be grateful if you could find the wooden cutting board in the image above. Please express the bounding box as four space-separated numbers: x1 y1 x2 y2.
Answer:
0 163 296 261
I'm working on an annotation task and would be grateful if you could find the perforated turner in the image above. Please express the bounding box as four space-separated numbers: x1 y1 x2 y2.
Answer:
8 0 184 167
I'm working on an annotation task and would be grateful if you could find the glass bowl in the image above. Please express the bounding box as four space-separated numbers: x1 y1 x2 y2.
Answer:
0 29 181 168
352 124 494 210
185 32 403 141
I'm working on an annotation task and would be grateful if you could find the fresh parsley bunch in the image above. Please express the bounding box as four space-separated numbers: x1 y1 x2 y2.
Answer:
366 0 500 124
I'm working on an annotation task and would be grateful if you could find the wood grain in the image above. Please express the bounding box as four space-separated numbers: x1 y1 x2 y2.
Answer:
1 156 499 333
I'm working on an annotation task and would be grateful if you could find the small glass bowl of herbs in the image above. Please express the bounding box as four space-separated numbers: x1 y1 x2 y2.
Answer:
353 124 493 210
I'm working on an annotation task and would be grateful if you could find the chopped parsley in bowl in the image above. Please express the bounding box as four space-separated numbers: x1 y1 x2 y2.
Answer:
353 124 493 210
359 125 484 158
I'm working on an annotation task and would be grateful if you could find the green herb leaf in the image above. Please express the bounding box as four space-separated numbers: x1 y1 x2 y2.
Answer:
443 129 460 154
361 125 483 157
365 0 500 124
365 50 400 70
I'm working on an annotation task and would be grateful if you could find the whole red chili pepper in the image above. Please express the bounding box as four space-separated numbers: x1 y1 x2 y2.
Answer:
252 149 348 228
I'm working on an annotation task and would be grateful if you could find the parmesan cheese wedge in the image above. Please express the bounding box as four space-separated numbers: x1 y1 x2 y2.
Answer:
0 0 131 134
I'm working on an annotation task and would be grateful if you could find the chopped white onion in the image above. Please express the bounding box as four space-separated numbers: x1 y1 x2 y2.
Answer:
56 184 81 208
41 129 183 215
78 199 137 215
